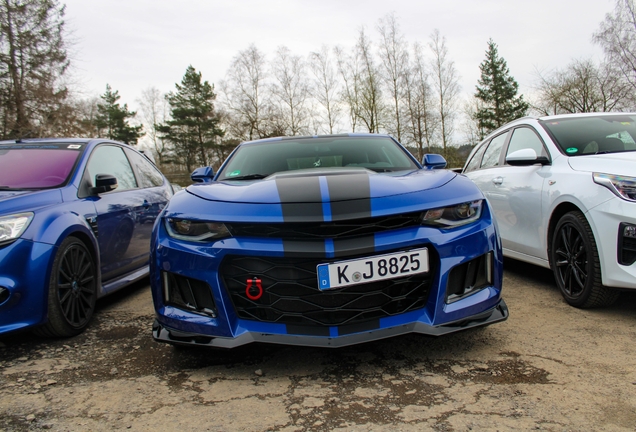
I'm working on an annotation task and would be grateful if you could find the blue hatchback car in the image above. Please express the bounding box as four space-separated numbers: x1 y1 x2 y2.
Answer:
0 138 173 337
151 134 508 348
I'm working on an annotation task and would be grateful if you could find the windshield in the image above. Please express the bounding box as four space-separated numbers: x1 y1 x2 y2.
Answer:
540 114 636 156
0 144 84 189
217 136 419 181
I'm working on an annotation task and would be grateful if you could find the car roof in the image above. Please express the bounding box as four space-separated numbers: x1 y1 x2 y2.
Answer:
240 133 394 146
537 112 636 122
0 138 92 145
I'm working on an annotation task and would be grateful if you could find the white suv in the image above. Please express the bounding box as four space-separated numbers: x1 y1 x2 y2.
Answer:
462 112 636 308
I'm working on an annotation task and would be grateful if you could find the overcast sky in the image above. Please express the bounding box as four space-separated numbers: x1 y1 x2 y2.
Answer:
63 0 614 111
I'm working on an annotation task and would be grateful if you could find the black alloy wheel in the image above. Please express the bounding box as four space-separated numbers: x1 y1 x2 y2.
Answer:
550 211 618 308
35 237 97 337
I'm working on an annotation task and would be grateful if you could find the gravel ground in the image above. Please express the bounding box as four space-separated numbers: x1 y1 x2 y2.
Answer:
1 258 635 431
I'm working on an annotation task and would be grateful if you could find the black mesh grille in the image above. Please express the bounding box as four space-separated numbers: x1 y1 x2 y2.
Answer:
220 253 433 327
225 212 421 240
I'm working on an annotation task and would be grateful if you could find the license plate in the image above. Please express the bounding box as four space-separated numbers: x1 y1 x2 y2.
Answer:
317 248 429 290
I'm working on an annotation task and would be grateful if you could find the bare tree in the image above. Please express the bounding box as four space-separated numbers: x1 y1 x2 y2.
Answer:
461 96 487 148
334 45 362 132
309 45 342 134
429 29 460 156
403 42 438 160
594 0 636 92
534 58 633 114
355 27 384 133
377 13 409 142
32 93 97 138
137 86 171 165
219 44 271 141
270 46 311 136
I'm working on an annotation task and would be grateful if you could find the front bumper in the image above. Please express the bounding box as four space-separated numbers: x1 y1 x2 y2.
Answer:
153 299 508 348
151 204 506 348
0 239 55 335
588 197 636 289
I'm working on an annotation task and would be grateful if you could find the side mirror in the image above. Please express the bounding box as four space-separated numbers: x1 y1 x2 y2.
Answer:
506 148 550 166
91 174 118 195
191 166 214 183
422 154 447 170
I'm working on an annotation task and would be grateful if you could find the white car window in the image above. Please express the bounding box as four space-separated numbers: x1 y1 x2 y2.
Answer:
464 142 487 173
480 132 508 169
506 127 547 158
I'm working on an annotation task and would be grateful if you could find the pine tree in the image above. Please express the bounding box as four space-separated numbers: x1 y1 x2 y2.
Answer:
474 39 528 137
95 84 144 145
0 0 70 138
158 65 224 172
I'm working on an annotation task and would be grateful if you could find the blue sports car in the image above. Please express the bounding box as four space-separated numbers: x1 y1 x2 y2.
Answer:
0 138 173 337
151 134 508 348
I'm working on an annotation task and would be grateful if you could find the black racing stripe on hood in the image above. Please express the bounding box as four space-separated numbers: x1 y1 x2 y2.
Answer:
333 236 375 258
326 173 371 221
282 240 326 257
276 176 323 221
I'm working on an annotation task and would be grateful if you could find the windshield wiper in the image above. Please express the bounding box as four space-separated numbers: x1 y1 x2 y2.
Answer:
223 173 269 181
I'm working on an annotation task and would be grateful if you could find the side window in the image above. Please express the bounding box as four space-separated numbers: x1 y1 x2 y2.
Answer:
125 149 165 188
506 127 547 158
464 142 488 173
480 132 508 169
86 145 137 191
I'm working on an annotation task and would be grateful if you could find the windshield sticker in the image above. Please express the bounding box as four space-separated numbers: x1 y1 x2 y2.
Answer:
229 170 241 177
566 147 578 154
67 144 82 149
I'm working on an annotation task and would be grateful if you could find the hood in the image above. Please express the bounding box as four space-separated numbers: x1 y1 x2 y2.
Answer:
186 168 456 204
568 152 636 175
0 189 63 215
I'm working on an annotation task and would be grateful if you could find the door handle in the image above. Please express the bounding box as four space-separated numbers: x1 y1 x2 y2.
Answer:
492 176 503 185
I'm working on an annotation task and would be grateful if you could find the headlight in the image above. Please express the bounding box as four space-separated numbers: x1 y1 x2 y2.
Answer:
593 173 636 201
165 218 231 242
0 212 34 245
420 200 483 228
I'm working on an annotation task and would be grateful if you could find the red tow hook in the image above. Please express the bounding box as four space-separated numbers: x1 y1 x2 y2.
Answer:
245 277 263 300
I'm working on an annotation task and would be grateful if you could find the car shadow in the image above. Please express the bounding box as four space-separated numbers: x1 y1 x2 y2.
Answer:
503 257 636 315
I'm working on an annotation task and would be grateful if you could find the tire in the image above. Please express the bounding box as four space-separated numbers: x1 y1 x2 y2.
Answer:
549 211 619 308
34 237 97 337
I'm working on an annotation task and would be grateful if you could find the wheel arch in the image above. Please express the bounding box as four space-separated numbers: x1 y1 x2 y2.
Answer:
39 218 103 298
547 201 585 267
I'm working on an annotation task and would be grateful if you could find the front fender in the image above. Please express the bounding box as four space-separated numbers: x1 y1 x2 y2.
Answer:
26 203 102 290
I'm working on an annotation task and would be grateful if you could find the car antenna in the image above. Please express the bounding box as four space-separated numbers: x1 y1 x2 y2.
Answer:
16 129 36 143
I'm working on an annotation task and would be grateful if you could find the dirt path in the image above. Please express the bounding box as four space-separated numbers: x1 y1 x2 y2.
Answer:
1 259 635 431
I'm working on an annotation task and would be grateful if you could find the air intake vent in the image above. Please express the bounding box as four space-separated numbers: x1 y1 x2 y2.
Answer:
162 272 217 317
446 252 493 303
86 216 98 238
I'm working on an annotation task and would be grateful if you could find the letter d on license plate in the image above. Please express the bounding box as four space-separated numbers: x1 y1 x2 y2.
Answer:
317 248 429 290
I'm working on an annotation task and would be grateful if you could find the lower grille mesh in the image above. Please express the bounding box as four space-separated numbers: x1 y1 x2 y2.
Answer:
220 254 432 327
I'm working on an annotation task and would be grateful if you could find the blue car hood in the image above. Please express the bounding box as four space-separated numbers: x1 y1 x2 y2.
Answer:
0 189 63 215
187 169 457 204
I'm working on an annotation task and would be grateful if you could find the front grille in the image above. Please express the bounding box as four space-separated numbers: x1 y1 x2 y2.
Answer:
225 212 421 240
220 253 433 328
